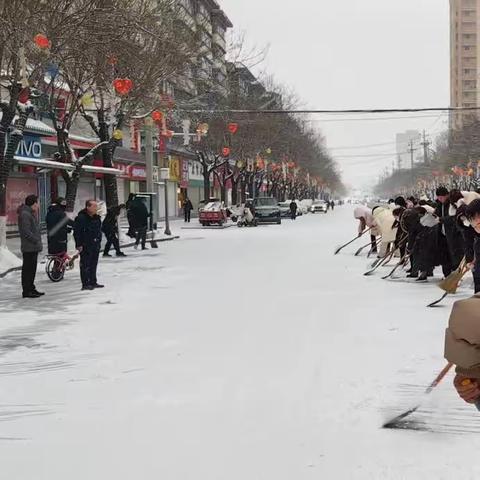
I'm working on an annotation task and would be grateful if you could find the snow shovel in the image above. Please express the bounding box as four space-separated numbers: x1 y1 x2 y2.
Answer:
382 253 411 280
355 237 382 257
383 362 454 429
364 236 406 276
334 228 371 255
427 259 469 308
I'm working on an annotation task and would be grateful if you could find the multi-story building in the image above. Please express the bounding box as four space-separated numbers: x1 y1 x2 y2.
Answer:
450 0 480 129
174 0 232 101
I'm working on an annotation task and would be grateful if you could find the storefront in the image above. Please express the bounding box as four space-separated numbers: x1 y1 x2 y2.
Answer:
113 147 147 204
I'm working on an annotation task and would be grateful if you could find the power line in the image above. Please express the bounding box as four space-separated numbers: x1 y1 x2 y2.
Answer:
183 106 480 115
327 140 398 151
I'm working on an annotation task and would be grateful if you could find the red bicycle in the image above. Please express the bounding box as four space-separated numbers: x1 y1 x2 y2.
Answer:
45 251 80 282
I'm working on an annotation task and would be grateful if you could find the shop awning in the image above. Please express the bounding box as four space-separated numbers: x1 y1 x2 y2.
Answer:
14 156 122 176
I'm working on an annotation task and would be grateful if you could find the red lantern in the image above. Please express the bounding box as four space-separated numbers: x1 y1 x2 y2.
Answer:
18 88 30 104
151 110 163 122
227 123 239 134
222 147 231 157
34 33 50 49
113 78 133 96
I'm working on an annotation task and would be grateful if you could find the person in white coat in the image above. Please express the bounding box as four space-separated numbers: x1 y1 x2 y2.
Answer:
354 206 378 254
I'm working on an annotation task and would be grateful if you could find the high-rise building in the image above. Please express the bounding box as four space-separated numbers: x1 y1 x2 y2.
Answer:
450 0 480 129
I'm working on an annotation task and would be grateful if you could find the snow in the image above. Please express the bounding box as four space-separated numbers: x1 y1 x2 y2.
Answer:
1 207 480 479
0 246 22 273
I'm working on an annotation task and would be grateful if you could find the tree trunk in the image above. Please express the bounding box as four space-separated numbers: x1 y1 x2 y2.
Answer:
65 172 80 213
203 171 210 201
231 178 238 205
99 115 118 208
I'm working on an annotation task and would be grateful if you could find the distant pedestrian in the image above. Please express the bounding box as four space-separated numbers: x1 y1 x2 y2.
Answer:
330 200 335 211
102 204 127 257
290 200 298 220
18 195 44 298
74 199 103 291
46 197 74 255
129 197 149 250
183 197 193 223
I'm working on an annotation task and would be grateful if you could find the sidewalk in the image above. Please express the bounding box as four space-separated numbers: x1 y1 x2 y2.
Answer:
1 219 187 278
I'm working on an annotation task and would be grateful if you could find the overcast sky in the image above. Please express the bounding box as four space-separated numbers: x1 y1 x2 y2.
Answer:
220 0 450 191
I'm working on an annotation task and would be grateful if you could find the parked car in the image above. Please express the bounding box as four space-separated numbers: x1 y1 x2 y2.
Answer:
253 197 281 224
278 201 292 218
199 201 227 226
310 200 328 214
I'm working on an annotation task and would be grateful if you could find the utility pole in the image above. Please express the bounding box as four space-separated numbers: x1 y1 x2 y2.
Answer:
408 140 417 188
421 130 431 165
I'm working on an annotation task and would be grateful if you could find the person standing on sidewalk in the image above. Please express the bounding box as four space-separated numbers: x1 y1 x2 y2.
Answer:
17 195 44 298
289 200 298 220
183 197 193 223
130 197 149 250
74 199 104 291
102 204 127 257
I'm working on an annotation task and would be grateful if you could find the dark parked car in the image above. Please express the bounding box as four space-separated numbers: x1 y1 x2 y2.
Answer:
253 197 281 224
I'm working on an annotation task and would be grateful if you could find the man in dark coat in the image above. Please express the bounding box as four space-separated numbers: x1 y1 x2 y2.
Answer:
45 197 74 255
74 199 103 291
102 204 126 257
129 197 149 250
183 197 193 223
289 200 298 220
18 195 44 298
434 186 462 277
465 200 480 293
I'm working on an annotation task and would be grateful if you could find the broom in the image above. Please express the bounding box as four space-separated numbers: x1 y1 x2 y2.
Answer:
383 362 453 429
334 228 372 255
427 258 470 308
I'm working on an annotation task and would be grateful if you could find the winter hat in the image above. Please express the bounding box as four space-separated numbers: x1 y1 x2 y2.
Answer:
394 196 407 208
436 186 449 197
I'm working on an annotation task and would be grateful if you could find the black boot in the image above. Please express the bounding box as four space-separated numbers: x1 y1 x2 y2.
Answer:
416 272 428 282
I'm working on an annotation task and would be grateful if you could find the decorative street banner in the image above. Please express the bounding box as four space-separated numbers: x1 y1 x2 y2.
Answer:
180 159 189 188
169 156 181 182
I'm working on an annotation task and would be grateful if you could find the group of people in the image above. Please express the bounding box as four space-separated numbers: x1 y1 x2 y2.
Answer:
354 187 480 287
353 188 480 408
18 194 152 299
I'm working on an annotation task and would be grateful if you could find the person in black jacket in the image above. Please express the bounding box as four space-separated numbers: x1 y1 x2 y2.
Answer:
183 197 193 223
46 198 74 255
289 200 298 220
465 200 480 293
129 197 149 250
102 204 126 257
74 199 103 291
434 186 463 277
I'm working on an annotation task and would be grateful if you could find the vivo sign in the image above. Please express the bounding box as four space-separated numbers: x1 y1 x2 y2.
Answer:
15 135 42 159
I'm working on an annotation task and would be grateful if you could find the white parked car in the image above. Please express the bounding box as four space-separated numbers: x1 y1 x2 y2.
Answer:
310 200 328 214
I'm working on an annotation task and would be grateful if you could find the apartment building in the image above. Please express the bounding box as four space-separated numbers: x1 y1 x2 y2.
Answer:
450 0 480 129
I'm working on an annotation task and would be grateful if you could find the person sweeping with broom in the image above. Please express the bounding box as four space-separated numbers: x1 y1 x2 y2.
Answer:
354 206 379 255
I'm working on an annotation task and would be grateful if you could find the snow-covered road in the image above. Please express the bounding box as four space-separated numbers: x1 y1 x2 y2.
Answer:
1 206 480 479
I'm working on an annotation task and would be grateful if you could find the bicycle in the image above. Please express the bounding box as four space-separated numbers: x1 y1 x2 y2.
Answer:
45 251 80 282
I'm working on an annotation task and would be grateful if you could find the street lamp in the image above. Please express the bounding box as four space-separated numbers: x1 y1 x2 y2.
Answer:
160 167 172 236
